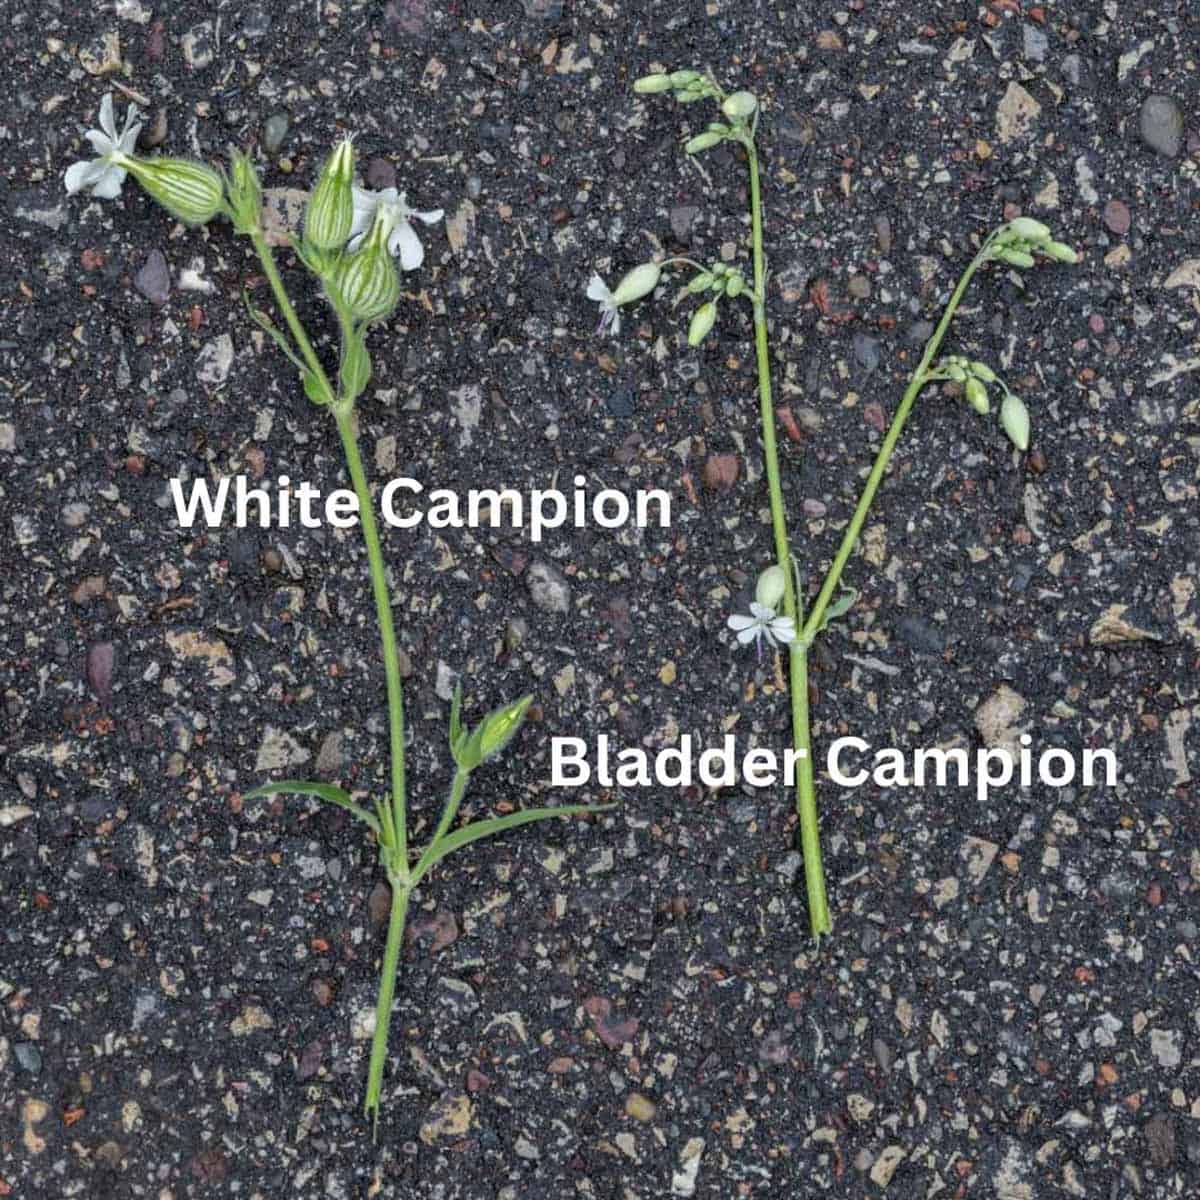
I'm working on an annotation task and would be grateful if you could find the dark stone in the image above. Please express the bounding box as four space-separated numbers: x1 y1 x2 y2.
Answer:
134 250 171 306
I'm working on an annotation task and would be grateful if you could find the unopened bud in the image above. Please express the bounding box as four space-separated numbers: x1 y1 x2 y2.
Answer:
687 301 717 346
687 272 714 293
305 137 356 251
964 377 990 415
1044 241 1079 264
226 148 262 235
999 248 1036 269
969 361 997 383
610 262 661 306
1007 217 1052 242
334 211 399 322
721 91 758 121
755 565 786 610
122 156 225 225
670 69 700 87
633 73 673 94
1000 393 1030 451
685 131 723 154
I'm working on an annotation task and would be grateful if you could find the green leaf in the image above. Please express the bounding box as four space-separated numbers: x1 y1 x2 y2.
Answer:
303 370 331 405
244 779 381 835
241 287 308 374
448 681 464 752
412 804 615 884
818 587 858 634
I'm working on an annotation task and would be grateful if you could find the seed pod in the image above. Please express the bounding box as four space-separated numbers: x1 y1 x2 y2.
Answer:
965 377 990 415
687 301 717 347
969 361 997 383
1000 393 1030 451
610 261 661 306
123 156 225 225
305 137 356 251
633 74 673 93
684 131 723 154
755 565 787 610
721 91 758 121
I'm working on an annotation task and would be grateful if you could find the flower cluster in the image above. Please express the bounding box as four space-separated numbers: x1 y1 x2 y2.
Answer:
926 354 1032 452
989 217 1078 268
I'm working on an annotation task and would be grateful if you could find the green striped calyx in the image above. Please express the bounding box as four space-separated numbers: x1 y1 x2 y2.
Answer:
120 155 225 226
334 208 400 322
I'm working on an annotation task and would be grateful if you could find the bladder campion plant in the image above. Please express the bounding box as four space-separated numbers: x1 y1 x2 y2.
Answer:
67 95 610 1132
590 69 1077 937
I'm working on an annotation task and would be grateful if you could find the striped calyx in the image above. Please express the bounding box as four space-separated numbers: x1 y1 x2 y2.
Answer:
120 156 225 226
335 210 399 322
305 138 356 251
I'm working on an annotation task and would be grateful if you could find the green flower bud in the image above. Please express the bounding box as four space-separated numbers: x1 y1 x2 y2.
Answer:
305 136 356 251
609 261 661 306
453 694 534 771
1044 241 1079 264
721 91 758 121
688 301 717 347
710 262 728 276
999 248 1036 269
1006 217 1052 242
969 361 997 383
755 565 787 610
685 131 724 154
964 377 990 415
670 69 700 87
999 393 1030 451
724 274 745 298
121 155 225 226
226 148 262 235
633 73 673 93
687 272 715 293
946 364 967 382
334 211 399 322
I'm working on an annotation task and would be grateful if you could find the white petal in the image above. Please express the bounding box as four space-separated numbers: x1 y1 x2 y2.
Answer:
769 617 797 643
411 207 443 225
586 274 611 302
64 158 107 195
726 614 757 632
117 120 143 155
610 310 621 336
735 625 761 645
85 129 115 156
748 602 776 621
391 219 425 270
89 164 127 200
97 93 117 141
349 187 378 239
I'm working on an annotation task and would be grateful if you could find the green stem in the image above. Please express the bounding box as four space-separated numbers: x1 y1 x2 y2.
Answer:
800 236 996 644
363 879 409 1135
334 409 409 871
744 135 831 937
247 230 336 404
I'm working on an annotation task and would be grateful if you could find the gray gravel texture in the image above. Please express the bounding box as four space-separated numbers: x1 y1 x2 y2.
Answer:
2 1 1199 1197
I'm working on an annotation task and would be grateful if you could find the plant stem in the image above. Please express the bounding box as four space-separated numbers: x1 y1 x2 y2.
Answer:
743 135 831 938
247 230 335 403
333 409 409 868
363 879 409 1135
800 238 995 643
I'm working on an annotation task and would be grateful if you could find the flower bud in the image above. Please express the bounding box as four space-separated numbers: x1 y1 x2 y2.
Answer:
999 248 1036 269
999 393 1030 451
305 137 356 251
1006 217 1052 242
610 262 661 306
1044 241 1079 264
122 156 225 225
725 274 745 298
721 91 758 121
453 694 534 771
964 377 990 415
946 364 967 382
755 565 787 610
688 301 717 346
669 69 700 87
226 148 262 235
687 272 715 293
685 131 723 154
633 73 673 93
334 211 399 322
969 361 996 383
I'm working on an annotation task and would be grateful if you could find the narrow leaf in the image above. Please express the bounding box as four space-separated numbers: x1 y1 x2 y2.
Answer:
241 286 308 373
413 804 614 883
244 779 381 835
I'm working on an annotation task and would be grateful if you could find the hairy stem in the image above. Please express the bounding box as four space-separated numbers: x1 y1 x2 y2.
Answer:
744 135 831 937
363 880 409 1135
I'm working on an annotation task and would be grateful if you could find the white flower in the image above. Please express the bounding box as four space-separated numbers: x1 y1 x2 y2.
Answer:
347 186 443 271
586 274 622 335
64 93 142 200
727 602 796 654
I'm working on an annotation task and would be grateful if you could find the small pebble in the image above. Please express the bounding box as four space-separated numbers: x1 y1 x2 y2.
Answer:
1139 94 1184 158
366 157 397 192
134 250 171 306
625 1093 656 1122
1103 199 1131 235
263 113 290 155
